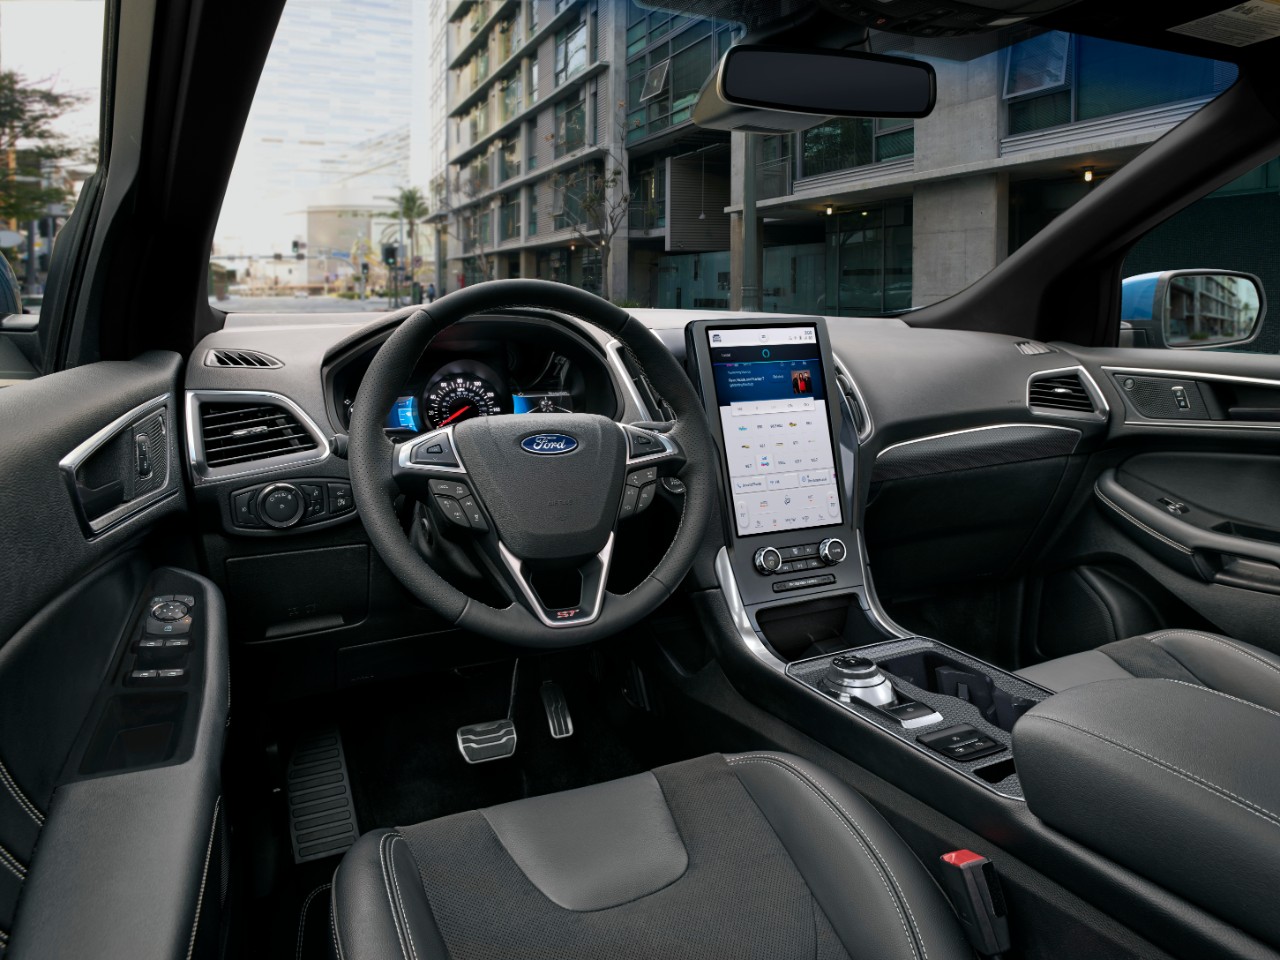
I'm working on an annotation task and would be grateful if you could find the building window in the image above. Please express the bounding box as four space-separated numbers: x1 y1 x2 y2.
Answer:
528 187 538 236
625 19 726 144
756 134 792 200
580 246 602 295
799 117 914 178
555 19 589 85
554 164 597 230
630 160 665 230
498 138 521 182
496 16 519 63
500 74 523 123
527 0 538 34
1005 33 1235 136
500 193 521 241
478 209 492 249
530 59 540 103
639 60 669 102
555 95 586 157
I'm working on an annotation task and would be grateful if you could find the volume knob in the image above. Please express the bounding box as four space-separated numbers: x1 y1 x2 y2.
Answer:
753 546 783 575
818 538 847 565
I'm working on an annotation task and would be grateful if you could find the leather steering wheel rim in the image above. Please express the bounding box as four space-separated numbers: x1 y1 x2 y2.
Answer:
348 279 715 647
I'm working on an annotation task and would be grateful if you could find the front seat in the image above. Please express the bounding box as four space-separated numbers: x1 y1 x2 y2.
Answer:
330 752 971 960
1016 628 1280 710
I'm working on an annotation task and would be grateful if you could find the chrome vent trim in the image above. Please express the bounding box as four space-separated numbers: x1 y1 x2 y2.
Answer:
1027 366 1108 422
185 390 329 483
204 348 283 369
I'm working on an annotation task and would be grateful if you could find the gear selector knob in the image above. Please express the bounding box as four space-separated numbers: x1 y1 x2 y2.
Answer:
822 654 896 707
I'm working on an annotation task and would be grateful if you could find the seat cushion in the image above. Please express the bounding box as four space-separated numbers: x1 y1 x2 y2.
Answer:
330 752 970 960
1016 629 1280 712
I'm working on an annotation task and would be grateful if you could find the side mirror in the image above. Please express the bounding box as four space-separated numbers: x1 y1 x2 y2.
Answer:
693 45 935 134
1121 270 1265 350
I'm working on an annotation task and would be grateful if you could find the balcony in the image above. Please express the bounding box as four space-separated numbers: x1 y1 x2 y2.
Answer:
628 200 665 231
755 156 792 201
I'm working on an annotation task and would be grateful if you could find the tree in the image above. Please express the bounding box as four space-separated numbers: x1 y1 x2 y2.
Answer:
553 101 632 300
0 71 84 227
394 186 429 282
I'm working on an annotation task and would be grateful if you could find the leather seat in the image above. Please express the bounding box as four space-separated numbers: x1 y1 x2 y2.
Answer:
330 752 971 960
1016 628 1280 711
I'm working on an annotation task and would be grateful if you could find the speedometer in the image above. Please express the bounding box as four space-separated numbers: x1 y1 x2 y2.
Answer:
424 376 500 427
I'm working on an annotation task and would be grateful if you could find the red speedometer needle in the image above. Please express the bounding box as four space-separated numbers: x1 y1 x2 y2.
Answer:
438 405 472 426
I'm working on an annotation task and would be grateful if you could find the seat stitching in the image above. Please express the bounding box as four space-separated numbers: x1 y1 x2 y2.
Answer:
1161 679 1280 722
330 885 348 960
1145 631 1280 681
296 882 331 960
389 835 422 960
728 756 922 960
1094 487 1192 554
378 832 412 960
1030 715 1280 829
735 753 933 960
0 842 26 880
0 758 44 825
185 797 221 960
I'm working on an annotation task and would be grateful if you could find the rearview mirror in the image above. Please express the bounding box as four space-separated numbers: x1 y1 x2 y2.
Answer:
693 45 936 134
1121 270 1266 350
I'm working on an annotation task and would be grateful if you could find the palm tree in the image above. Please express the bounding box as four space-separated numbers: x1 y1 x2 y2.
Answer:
395 186 430 286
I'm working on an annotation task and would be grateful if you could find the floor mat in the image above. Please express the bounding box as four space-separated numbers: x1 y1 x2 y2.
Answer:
339 653 692 831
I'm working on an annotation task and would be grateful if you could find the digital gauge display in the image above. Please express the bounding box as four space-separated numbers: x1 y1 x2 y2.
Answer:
425 376 501 427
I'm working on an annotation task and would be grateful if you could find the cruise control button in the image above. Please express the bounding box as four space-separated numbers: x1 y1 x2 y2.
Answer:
627 430 660 458
627 467 658 487
145 615 192 637
619 485 640 518
458 496 487 530
410 433 459 467
434 495 469 527
428 479 471 499
635 482 657 512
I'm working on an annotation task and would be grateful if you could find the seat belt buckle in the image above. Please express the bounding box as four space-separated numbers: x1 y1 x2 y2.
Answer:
938 849 1011 957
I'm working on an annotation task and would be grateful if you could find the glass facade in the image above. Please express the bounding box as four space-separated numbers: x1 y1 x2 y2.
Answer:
555 95 586 156
1005 33 1236 135
799 117 914 178
555 19 588 86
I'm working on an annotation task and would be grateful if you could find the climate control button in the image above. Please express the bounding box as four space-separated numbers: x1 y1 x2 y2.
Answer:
819 538 847 565
753 546 783 575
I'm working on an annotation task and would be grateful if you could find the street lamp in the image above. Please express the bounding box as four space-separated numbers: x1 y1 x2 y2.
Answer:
376 194 405 308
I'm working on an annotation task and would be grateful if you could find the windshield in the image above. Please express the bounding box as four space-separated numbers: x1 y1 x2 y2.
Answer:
209 0 1236 316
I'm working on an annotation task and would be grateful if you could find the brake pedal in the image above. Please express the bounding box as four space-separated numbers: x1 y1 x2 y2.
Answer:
457 719 518 763
540 681 574 739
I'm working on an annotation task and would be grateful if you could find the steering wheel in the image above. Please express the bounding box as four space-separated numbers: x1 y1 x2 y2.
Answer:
348 279 715 647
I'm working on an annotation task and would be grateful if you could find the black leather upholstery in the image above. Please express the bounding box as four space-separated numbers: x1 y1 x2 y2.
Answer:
1015 677 1280 951
1016 628 1280 711
330 752 970 960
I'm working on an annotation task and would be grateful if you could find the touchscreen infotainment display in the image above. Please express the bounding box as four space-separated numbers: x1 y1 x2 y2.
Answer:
708 325 843 537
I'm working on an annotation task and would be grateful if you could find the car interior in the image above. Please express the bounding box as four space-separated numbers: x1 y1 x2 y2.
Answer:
4 0 1280 958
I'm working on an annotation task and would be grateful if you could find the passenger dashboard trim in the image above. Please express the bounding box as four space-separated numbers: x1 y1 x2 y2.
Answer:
1104 365 1280 430
184 389 331 484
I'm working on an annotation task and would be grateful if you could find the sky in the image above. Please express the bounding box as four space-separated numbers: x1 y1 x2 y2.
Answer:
0 1 105 145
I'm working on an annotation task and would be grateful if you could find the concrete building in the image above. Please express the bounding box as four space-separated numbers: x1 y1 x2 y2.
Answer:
719 31 1240 315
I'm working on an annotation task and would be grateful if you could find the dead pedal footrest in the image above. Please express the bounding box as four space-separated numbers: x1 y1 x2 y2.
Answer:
286 727 359 863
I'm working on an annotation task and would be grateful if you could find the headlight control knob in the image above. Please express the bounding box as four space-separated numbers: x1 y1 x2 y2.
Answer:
257 483 305 529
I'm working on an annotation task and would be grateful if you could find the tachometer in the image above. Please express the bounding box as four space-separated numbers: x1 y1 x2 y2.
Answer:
424 375 500 427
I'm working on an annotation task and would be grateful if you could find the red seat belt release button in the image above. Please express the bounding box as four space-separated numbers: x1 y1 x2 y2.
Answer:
939 849 1011 957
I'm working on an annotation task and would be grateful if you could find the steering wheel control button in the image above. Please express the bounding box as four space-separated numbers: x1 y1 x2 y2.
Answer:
258 483 305 529
636 483 657 513
458 496 488 530
627 466 659 487
627 429 660 458
771 574 837 593
819 538 848 565
753 546 784 575
619 485 640 518
410 432 460 467
435 495 469 528
151 601 189 621
428 479 471 499
145 615 193 637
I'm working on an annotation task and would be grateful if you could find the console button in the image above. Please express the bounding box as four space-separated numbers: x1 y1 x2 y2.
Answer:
151 601 189 621
145 615 192 637
139 638 165 649
753 547 783 575
428 479 471 499
232 490 261 528
148 594 174 605
158 668 185 680
917 724 1005 761
771 574 837 593
304 500 325 520
172 594 195 607
328 483 354 514
131 669 158 680
299 483 322 501
819 538 847 565
164 638 190 648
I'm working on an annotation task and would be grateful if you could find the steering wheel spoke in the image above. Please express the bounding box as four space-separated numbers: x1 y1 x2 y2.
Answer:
495 534 615 628
393 426 493 534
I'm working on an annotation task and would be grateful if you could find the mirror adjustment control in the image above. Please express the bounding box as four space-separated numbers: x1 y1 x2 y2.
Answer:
818 538 847 565
257 483 305 528
754 546 783 575
151 600 189 621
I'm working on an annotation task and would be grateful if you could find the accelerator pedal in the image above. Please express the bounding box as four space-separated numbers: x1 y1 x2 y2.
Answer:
540 681 574 739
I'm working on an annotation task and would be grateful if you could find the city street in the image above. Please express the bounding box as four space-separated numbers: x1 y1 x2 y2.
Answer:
209 295 421 314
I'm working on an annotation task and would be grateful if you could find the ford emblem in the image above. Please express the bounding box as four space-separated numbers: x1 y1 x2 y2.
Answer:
521 433 578 455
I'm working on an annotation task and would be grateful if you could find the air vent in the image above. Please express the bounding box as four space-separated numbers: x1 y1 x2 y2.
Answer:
1014 341 1054 356
1028 371 1098 415
199 401 318 468
205 348 283 369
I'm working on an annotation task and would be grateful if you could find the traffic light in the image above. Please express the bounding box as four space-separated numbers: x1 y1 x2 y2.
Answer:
382 244 397 266
291 240 299 254
361 261 370 277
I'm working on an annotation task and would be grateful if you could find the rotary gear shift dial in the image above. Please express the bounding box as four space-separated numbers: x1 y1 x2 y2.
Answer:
822 654 896 707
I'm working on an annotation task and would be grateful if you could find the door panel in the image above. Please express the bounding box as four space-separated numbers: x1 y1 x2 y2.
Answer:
0 353 228 959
